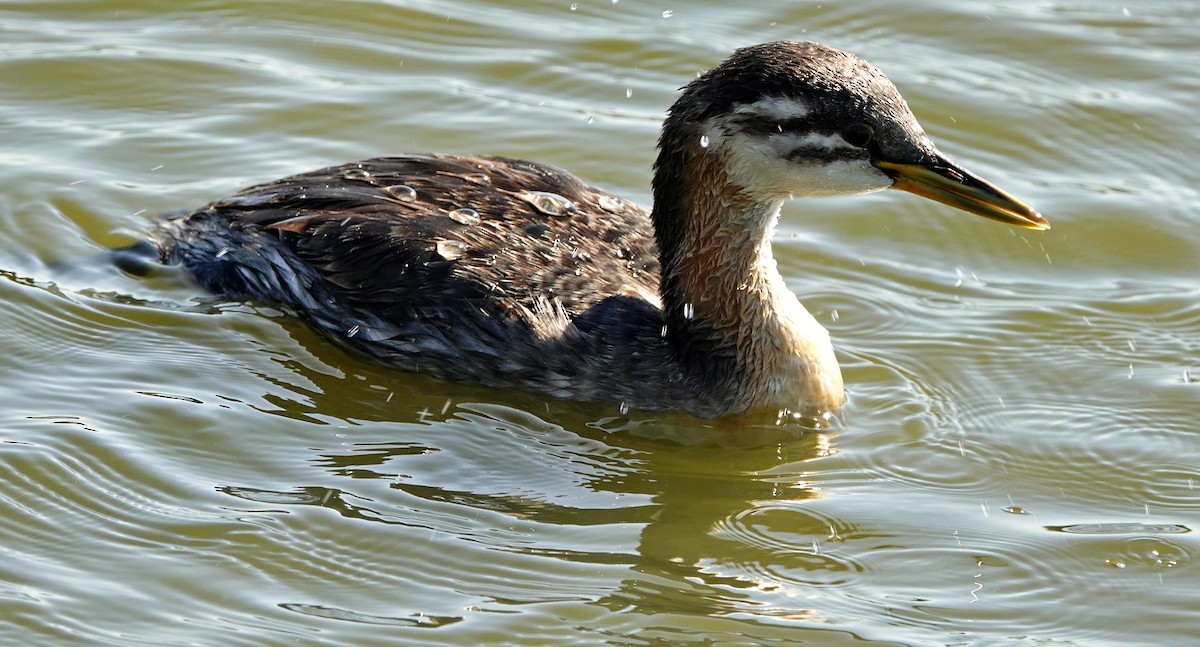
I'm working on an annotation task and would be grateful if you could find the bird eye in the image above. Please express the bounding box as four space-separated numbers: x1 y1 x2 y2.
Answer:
842 123 874 148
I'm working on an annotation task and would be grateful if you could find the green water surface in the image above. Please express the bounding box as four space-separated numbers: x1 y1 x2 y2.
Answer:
1 1 1197 645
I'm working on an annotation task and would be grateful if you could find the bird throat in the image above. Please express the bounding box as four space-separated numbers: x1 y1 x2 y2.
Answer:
656 148 846 416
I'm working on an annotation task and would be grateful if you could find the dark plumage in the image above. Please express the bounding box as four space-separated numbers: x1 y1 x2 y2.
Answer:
150 154 711 409
147 41 1047 421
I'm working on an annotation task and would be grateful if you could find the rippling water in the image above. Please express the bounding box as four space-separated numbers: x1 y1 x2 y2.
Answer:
1 1 1197 645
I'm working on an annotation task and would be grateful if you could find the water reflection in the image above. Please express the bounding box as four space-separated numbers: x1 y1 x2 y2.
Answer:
217 343 864 628
8 250 1199 643
594 438 863 625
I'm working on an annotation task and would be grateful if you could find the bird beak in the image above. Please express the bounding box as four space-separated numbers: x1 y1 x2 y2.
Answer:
874 155 1049 230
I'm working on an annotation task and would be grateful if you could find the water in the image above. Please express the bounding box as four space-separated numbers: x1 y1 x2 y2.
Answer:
1 1 1197 645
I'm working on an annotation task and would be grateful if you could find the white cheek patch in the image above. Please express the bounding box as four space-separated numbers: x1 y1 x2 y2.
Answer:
700 122 892 199
732 96 811 122
776 159 893 197
760 131 860 160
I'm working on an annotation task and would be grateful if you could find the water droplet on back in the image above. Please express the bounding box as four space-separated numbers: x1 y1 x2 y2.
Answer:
597 195 625 213
524 191 577 217
343 167 373 182
436 240 466 261
461 172 491 186
384 184 417 202
447 207 481 225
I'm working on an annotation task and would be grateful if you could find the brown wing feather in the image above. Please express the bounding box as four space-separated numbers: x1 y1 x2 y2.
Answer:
203 154 661 320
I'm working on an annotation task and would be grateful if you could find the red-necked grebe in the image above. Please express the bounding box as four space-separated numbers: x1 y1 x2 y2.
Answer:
148 41 1048 421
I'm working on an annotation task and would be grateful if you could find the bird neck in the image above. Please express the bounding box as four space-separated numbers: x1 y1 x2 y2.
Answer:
651 139 845 416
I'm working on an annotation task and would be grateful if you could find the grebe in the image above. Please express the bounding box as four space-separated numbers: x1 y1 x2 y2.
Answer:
147 41 1048 421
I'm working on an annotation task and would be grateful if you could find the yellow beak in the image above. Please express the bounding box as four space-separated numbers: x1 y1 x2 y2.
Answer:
874 156 1049 230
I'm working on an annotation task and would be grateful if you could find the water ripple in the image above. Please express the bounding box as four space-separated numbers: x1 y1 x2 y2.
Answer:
2 2 1198 645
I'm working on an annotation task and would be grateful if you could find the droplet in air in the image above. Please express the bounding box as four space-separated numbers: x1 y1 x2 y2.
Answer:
619 401 630 415
570 2 578 9
625 88 632 98
384 184 417 202
682 302 694 320
347 324 361 338
662 10 674 18
524 191 577 217
436 240 466 261
699 134 710 148
447 207 481 225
